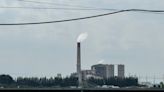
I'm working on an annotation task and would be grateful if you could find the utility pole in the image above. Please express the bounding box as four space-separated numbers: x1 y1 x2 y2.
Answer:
163 74 164 82
153 75 156 85
146 75 148 83
137 75 141 84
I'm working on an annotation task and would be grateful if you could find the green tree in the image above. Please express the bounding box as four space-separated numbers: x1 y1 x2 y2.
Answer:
0 74 15 85
160 82 164 88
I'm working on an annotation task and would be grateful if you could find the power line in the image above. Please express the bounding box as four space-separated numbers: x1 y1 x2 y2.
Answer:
0 6 164 13
18 0 111 10
16 0 164 15
0 9 164 25
0 6 118 11
17 0 164 14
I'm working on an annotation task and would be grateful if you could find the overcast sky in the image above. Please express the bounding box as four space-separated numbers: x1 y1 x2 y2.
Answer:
0 0 164 83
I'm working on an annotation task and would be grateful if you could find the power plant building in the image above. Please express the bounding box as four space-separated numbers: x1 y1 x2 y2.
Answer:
81 70 95 80
106 64 114 78
71 70 102 80
91 64 107 78
118 64 125 78
91 64 114 79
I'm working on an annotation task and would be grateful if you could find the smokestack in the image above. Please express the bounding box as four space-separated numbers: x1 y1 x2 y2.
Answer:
76 32 88 88
77 42 82 87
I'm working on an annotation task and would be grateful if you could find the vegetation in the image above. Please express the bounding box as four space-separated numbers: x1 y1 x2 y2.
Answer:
87 76 138 87
0 74 138 88
160 82 164 88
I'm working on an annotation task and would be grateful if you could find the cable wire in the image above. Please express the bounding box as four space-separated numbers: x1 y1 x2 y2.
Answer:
0 9 164 25
18 0 111 9
0 6 118 11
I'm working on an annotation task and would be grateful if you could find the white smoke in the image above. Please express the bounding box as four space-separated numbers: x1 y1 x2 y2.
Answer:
77 32 88 42
98 59 105 64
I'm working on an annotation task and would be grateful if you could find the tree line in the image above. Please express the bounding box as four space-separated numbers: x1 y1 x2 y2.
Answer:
87 77 138 87
0 74 138 88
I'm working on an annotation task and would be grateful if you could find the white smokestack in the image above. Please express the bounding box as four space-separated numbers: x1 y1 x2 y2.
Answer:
77 32 88 42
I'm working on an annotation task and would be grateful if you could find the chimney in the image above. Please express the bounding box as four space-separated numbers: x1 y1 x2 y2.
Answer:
77 42 82 87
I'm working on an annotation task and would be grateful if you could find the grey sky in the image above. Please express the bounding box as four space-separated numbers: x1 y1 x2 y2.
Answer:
0 0 164 83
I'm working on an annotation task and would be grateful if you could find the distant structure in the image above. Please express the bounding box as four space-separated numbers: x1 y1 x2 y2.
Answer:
107 64 114 78
91 64 107 78
118 64 125 78
57 73 62 78
71 70 102 80
71 64 125 80
81 70 95 80
77 42 82 87
76 32 88 88
91 64 114 79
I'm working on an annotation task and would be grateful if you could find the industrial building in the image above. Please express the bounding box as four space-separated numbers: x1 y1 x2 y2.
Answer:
118 64 125 78
71 64 125 80
91 64 107 78
106 64 114 78
91 64 115 79
81 70 95 80
71 70 102 80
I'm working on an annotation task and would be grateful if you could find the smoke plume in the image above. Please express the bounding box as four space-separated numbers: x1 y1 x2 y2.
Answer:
77 32 88 42
98 59 105 64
